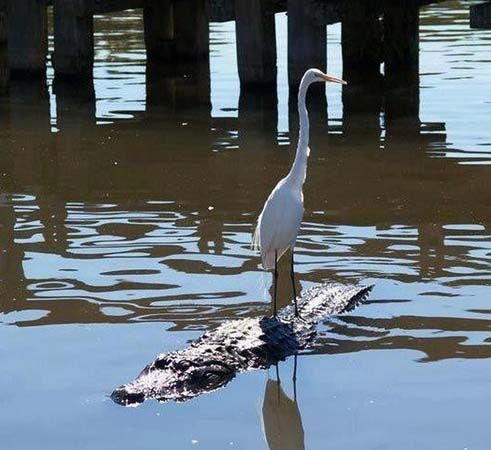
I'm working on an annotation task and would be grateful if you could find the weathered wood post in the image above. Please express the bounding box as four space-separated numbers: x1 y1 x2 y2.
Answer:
6 0 47 77
173 0 209 60
470 2 491 29
384 0 420 122
287 0 326 90
341 0 383 140
145 0 210 114
342 1 382 86
53 0 94 79
146 0 209 62
287 0 327 141
0 0 6 46
0 0 8 93
235 0 277 86
144 0 174 61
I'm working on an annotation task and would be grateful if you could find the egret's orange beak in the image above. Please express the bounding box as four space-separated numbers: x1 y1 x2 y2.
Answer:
320 74 347 85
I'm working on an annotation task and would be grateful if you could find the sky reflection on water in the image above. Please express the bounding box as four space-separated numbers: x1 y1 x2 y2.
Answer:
0 2 490 449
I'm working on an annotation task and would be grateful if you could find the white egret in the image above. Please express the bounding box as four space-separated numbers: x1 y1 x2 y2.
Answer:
253 68 347 317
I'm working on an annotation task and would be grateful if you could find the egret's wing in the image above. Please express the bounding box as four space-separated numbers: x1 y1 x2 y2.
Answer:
256 202 278 269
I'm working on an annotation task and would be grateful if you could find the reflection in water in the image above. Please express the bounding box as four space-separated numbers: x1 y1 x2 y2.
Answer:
313 312 491 362
146 60 211 117
0 2 488 362
262 376 305 450
0 3 490 449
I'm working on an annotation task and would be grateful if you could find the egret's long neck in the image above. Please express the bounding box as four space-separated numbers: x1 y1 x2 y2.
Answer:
287 77 312 189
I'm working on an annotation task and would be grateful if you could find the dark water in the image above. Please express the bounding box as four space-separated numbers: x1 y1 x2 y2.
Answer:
1 2 491 449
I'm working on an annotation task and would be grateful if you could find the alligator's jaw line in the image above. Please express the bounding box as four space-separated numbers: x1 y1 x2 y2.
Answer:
111 282 373 406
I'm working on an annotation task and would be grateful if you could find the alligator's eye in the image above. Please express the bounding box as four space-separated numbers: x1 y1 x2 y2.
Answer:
188 364 235 391
174 359 192 371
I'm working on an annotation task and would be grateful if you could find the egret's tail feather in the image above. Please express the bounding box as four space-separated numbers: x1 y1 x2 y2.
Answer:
262 251 275 271
252 223 261 252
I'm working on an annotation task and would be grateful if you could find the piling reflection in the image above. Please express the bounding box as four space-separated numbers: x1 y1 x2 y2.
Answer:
146 59 211 118
238 87 278 150
0 4 489 372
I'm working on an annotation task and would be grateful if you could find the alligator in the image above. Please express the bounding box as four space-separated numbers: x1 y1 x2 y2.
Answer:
111 282 373 406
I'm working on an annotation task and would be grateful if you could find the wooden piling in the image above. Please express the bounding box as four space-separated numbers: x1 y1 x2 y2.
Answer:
0 45 7 94
173 0 209 60
0 0 6 44
53 0 94 79
384 0 420 121
470 2 491 29
144 0 209 62
144 0 174 61
7 0 47 76
235 0 277 86
342 1 382 87
0 0 8 93
287 0 326 89
341 0 383 118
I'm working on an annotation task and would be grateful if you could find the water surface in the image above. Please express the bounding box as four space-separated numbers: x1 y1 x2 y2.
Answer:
1 2 490 449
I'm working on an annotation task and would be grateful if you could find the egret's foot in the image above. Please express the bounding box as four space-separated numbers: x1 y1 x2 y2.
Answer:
293 309 306 322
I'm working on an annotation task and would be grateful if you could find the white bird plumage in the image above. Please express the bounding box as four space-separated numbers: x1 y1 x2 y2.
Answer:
253 68 347 316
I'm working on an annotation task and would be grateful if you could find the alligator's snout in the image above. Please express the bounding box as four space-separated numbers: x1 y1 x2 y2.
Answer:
111 386 145 406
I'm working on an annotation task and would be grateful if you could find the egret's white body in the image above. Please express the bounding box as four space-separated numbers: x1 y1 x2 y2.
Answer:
254 68 345 270
253 68 346 315
253 171 305 270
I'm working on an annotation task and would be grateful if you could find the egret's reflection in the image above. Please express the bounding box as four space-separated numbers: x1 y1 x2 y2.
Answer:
262 362 305 450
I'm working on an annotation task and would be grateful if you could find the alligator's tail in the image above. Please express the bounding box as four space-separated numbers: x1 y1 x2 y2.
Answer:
341 284 374 313
279 282 374 320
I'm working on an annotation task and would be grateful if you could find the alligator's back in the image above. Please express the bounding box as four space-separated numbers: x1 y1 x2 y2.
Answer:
112 282 373 406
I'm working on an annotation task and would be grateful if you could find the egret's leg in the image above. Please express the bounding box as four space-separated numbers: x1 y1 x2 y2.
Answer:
291 251 299 317
293 353 298 402
273 250 278 317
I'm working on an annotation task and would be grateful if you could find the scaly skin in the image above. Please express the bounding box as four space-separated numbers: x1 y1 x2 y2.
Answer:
111 282 373 406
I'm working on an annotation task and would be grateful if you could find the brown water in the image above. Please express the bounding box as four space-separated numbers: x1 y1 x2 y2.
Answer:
1 2 491 449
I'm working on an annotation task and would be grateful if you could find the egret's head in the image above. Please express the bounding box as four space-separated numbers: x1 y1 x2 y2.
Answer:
307 68 347 85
